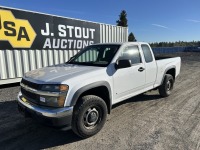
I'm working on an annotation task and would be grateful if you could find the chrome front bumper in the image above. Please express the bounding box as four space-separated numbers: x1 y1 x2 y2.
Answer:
17 92 73 128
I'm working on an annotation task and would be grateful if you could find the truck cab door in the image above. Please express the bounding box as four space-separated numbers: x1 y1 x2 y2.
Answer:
113 45 145 104
141 44 157 88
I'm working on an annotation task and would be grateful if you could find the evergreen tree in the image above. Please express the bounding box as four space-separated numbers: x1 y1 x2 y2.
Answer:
128 32 137 41
116 10 128 27
116 10 137 41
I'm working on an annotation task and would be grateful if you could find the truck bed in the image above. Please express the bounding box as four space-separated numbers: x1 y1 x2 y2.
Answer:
153 56 181 88
155 56 173 60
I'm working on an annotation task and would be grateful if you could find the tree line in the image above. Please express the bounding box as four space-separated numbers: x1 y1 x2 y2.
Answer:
150 41 200 48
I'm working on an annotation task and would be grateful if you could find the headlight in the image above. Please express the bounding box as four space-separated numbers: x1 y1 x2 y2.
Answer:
40 84 69 107
41 84 69 92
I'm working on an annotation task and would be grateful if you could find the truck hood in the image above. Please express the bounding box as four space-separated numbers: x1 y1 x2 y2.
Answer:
24 64 104 83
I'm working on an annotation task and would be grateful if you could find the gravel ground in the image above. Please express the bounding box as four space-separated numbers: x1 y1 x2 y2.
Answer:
0 52 200 150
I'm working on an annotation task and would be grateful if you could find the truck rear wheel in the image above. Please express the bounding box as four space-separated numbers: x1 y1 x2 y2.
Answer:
159 74 174 97
72 95 107 138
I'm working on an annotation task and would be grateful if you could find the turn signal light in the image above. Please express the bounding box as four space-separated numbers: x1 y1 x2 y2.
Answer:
59 85 69 91
57 96 66 107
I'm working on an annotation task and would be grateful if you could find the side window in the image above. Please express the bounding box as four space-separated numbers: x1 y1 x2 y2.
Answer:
141 45 153 63
120 45 141 64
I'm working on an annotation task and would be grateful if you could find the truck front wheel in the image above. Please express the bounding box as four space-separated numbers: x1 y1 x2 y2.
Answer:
159 74 174 97
72 95 107 138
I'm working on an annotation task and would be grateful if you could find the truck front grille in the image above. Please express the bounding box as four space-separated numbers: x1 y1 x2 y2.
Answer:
21 78 41 90
21 78 41 104
21 87 40 104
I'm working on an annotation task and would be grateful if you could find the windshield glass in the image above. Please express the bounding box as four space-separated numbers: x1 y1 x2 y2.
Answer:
67 44 121 67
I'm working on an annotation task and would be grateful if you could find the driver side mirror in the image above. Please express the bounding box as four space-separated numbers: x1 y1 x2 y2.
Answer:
115 59 131 69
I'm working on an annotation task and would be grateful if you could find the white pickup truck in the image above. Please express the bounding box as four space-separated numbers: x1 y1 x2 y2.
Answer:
18 42 181 138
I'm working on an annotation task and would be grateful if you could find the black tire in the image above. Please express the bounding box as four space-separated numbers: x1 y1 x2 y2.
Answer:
159 74 174 97
72 95 108 138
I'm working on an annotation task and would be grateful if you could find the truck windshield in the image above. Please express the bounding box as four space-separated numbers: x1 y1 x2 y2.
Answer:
67 44 121 67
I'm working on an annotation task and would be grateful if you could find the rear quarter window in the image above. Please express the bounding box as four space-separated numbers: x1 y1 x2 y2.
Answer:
141 45 153 63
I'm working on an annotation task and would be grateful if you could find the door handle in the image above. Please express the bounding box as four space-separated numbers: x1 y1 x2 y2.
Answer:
138 67 145 72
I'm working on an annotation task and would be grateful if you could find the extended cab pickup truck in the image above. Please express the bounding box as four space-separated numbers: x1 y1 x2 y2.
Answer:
18 42 181 138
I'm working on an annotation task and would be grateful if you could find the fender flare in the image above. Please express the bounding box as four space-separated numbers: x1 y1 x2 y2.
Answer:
70 81 112 112
160 65 176 85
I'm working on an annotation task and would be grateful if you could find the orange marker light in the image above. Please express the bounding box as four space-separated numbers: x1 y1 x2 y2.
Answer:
57 96 65 107
59 85 69 91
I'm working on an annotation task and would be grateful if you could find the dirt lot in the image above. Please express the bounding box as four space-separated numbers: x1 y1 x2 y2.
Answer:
0 52 200 150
